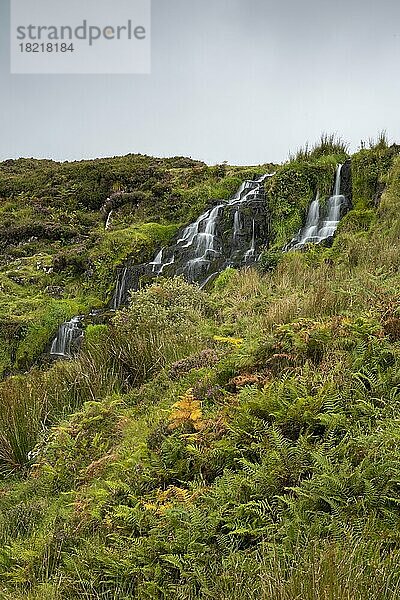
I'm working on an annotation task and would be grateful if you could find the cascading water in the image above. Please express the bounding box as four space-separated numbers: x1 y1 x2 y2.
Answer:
105 210 113 230
177 210 211 248
228 173 268 208
233 210 241 241
229 174 271 258
185 204 223 281
333 163 342 196
244 220 256 263
159 255 175 273
111 172 273 308
149 248 164 273
293 194 321 246
318 164 345 239
303 194 320 236
157 174 269 283
230 180 248 202
318 195 342 239
285 164 348 251
50 316 83 358
112 266 129 310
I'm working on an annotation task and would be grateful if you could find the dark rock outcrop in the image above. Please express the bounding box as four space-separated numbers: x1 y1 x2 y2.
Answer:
339 159 352 205
111 175 272 308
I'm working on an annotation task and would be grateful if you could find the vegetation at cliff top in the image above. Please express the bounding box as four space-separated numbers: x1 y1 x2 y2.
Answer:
0 137 400 598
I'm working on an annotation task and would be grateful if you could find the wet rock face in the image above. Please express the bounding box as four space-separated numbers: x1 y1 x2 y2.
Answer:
112 265 146 309
220 197 270 267
111 175 272 308
338 159 352 204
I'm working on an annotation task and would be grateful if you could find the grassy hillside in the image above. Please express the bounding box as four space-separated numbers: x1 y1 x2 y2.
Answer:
0 155 274 376
0 138 400 599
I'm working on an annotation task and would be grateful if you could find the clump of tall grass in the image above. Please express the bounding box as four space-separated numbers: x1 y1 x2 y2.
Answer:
108 276 212 386
289 133 349 162
0 373 47 473
0 352 121 474
367 130 389 151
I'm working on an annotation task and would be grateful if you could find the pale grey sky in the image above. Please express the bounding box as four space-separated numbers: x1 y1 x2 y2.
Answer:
1 0 400 164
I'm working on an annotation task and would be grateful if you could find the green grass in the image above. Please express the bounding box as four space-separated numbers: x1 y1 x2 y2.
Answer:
0 157 275 376
288 132 349 162
0 146 400 598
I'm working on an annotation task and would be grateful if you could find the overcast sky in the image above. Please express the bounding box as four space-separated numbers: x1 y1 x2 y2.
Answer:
1 0 400 165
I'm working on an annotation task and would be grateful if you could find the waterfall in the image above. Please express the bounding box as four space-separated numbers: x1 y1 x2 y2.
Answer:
151 174 270 277
185 205 223 281
233 210 241 241
105 210 113 230
230 181 248 202
318 195 343 239
111 172 273 307
149 250 175 275
193 204 222 256
159 254 175 274
205 205 222 236
230 174 275 247
177 210 211 248
149 248 164 273
228 175 268 207
285 164 347 251
317 163 345 239
333 163 343 196
244 219 256 263
112 266 129 310
50 316 83 358
300 194 321 241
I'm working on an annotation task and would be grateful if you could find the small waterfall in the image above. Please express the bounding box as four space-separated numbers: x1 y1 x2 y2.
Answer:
233 210 241 241
194 205 222 256
318 195 343 239
300 194 321 241
285 164 347 251
177 210 211 248
317 163 345 239
333 163 342 196
149 248 164 273
111 172 273 307
149 248 175 275
230 181 248 202
205 205 222 236
105 210 113 230
244 219 256 263
112 266 129 310
50 316 83 358
228 178 263 207
159 254 175 274
150 174 271 278
185 204 223 281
